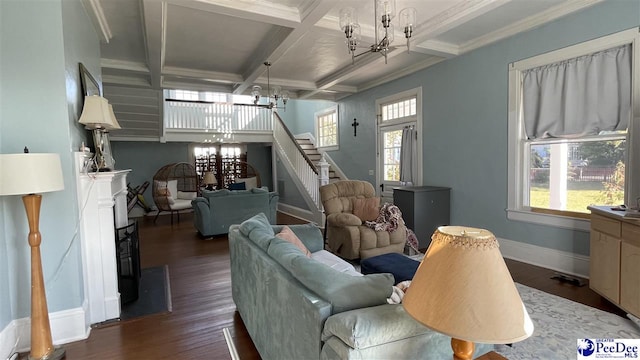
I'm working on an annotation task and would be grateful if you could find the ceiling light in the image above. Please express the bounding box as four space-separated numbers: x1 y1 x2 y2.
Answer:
339 0 417 64
251 62 288 110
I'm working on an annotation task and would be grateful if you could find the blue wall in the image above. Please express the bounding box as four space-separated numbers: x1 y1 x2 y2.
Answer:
287 0 640 254
0 0 100 330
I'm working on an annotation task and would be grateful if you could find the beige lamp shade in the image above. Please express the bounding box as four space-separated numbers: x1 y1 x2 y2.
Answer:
203 171 217 185
0 153 65 195
79 95 121 130
403 226 533 344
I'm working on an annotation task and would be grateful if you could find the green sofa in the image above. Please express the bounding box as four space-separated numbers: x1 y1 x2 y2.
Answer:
229 213 493 360
192 187 278 236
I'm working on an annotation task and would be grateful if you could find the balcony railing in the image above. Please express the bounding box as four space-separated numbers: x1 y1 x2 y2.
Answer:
164 99 273 132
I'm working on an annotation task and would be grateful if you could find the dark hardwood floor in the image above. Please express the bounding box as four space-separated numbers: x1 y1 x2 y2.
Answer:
57 212 624 359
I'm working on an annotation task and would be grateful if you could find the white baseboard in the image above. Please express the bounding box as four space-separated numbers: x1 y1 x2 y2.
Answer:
1 306 90 357
278 203 320 225
498 236 590 279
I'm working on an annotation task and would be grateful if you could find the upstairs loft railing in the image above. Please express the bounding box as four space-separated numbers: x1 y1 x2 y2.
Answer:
164 98 273 132
164 98 322 212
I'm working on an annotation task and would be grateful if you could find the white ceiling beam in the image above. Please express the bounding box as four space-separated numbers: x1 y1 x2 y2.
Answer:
460 0 605 53
81 0 112 43
409 0 513 45
161 80 233 94
163 66 244 84
101 59 150 73
412 40 460 58
167 0 301 28
233 0 339 95
102 75 151 88
141 0 166 89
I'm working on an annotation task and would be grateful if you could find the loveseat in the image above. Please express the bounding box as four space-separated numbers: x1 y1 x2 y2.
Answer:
191 187 278 237
229 213 493 359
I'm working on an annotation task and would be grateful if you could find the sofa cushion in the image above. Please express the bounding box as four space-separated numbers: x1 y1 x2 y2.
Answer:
268 237 393 313
352 197 380 221
167 179 178 198
208 189 231 197
239 213 275 250
177 191 197 200
321 304 431 349
276 226 311 257
310 250 357 274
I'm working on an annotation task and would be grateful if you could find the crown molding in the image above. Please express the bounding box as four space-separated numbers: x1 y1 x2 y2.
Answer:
81 0 112 43
460 0 605 53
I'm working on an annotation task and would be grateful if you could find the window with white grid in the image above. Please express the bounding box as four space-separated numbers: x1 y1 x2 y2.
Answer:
380 97 416 122
315 106 338 151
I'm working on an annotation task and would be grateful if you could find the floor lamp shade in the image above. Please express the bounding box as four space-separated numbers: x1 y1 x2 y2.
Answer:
0 152 66 360
0 153 64 195
403 226 533 345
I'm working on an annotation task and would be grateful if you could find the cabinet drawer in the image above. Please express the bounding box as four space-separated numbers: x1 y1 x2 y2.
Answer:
591 214 621 237
622 222 640 247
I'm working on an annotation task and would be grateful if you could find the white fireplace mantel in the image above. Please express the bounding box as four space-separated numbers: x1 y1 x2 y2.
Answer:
74 152 131 324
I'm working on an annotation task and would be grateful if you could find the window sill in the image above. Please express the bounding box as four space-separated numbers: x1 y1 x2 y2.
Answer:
506 208 590 232
318 145 339 152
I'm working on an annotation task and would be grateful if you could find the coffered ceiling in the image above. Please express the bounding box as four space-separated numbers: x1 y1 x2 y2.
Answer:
85 0 603 101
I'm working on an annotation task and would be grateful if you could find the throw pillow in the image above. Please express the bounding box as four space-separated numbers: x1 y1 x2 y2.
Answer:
228 182 246 191
235 176 258 190
276 226 311 258
167 179 178 198
352 197 380 221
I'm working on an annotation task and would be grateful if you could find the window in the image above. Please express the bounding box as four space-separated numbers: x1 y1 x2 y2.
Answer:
315 106 338 151
376 88 422 202
508 28 640 229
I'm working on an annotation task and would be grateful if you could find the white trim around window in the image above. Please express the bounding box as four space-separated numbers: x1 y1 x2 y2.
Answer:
315 105 339 152
507 27 640 230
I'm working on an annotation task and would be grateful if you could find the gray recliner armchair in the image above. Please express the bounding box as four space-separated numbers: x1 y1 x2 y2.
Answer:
320 180 406 260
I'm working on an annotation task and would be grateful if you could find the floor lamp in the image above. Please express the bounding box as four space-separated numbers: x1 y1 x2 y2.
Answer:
0 151 66 360
403 226 534 360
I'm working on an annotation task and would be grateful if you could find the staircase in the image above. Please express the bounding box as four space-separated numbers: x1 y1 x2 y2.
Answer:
295 136 344 183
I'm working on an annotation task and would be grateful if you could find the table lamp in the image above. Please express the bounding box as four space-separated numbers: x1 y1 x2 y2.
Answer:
78 95 121 172
0 150 66 360
203 171 217 190
403 226 533 360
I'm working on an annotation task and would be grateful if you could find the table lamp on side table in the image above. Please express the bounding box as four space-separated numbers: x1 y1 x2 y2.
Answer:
0 150 66 360
403 226 534 360
203 171 217 191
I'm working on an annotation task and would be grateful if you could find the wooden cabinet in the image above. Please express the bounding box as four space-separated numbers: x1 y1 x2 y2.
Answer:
588 206 640 317
393 186 450 249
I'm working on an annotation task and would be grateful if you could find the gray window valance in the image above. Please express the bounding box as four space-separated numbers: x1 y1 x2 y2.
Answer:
522 44 631 139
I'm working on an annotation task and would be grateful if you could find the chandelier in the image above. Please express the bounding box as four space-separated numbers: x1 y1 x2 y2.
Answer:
339 0 417 64
251 62 289 110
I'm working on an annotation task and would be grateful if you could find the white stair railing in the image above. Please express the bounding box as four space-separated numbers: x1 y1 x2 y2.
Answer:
273 113 322 211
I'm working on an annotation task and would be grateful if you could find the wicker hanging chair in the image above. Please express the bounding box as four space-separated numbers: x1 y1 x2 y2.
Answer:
152 162 199 223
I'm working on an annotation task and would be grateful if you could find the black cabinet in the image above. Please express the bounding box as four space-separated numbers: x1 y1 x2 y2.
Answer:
393 186 450 249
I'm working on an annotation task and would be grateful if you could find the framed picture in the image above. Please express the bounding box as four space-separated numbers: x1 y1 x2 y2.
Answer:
79 63 101 97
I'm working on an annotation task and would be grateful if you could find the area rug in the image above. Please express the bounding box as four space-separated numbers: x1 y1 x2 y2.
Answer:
495 283 640 359
120 265 172 321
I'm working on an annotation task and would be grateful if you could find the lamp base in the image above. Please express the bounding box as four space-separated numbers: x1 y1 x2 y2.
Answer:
451 338 474 360
28 346 65 360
